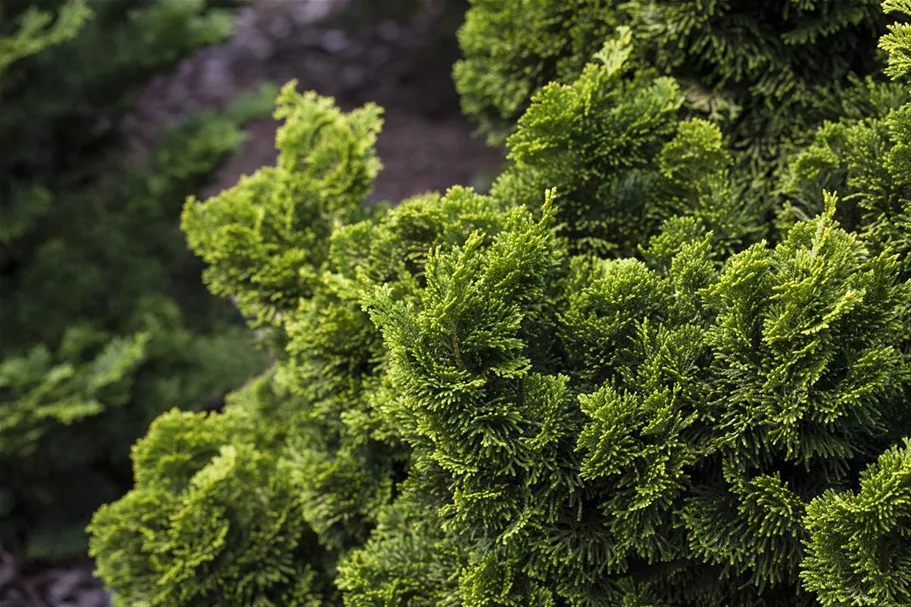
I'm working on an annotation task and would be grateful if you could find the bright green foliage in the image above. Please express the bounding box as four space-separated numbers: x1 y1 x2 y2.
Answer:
366 196 571 534
492 30 762 258
89 1 911 605
802 438 911 606
279 187 516 554
0 0 268 558
795 7 911 604
780 0 911 352
182 88 525 558
882 0 911 80
455 0 890 164
182 83 384 331
780 109 911 277
0 0 90 70
683 202 907 601
88 398 329 607
181 83 396 556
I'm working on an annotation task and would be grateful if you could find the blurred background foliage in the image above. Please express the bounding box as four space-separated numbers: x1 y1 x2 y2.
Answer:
0 0 270 560
0 0 482 570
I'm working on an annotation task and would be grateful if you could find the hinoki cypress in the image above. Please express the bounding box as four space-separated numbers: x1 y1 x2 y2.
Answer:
88 1 911 605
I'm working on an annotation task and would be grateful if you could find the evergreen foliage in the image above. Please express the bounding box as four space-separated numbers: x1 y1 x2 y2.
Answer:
802 438 911 606
89 0 911 605
88 387 330 607
491 29 762 258
780 0 911 349
0 0 268 559
454 0 896 167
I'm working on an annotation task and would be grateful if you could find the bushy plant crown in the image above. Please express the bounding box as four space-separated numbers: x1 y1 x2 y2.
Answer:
455 0 899 157
89 1 911 605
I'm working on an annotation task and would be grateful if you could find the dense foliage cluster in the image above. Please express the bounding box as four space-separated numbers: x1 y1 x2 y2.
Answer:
455 0 901 161
0 0 268 558
87 0 910 605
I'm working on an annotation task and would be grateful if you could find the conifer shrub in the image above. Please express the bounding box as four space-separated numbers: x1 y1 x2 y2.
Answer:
89 1 911 605
454 0 900 167
780 0 911 346
0 0 269 559
88 383 330 607
489 28 763 258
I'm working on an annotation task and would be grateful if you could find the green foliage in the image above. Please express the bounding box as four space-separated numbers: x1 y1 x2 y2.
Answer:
780 109 911 252
1 328 150 458
88 402 329 607
454 0 622 143
781 0 911 344
0 0 90 70
778 107 911 334
882 0 911 80
182 82 384 331
336 473 468 607
455 0 891 167
89 1 911 605
802 438 911 606
0 0 269 559
364 196 905 605
492 29 762 258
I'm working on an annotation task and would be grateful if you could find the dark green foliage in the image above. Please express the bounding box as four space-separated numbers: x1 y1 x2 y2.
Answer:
336 472 468 607
364 198 905 605
802 438 911 606
0 0 268 558
88 1 911 605
455 0 622 143
455 0 891 167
